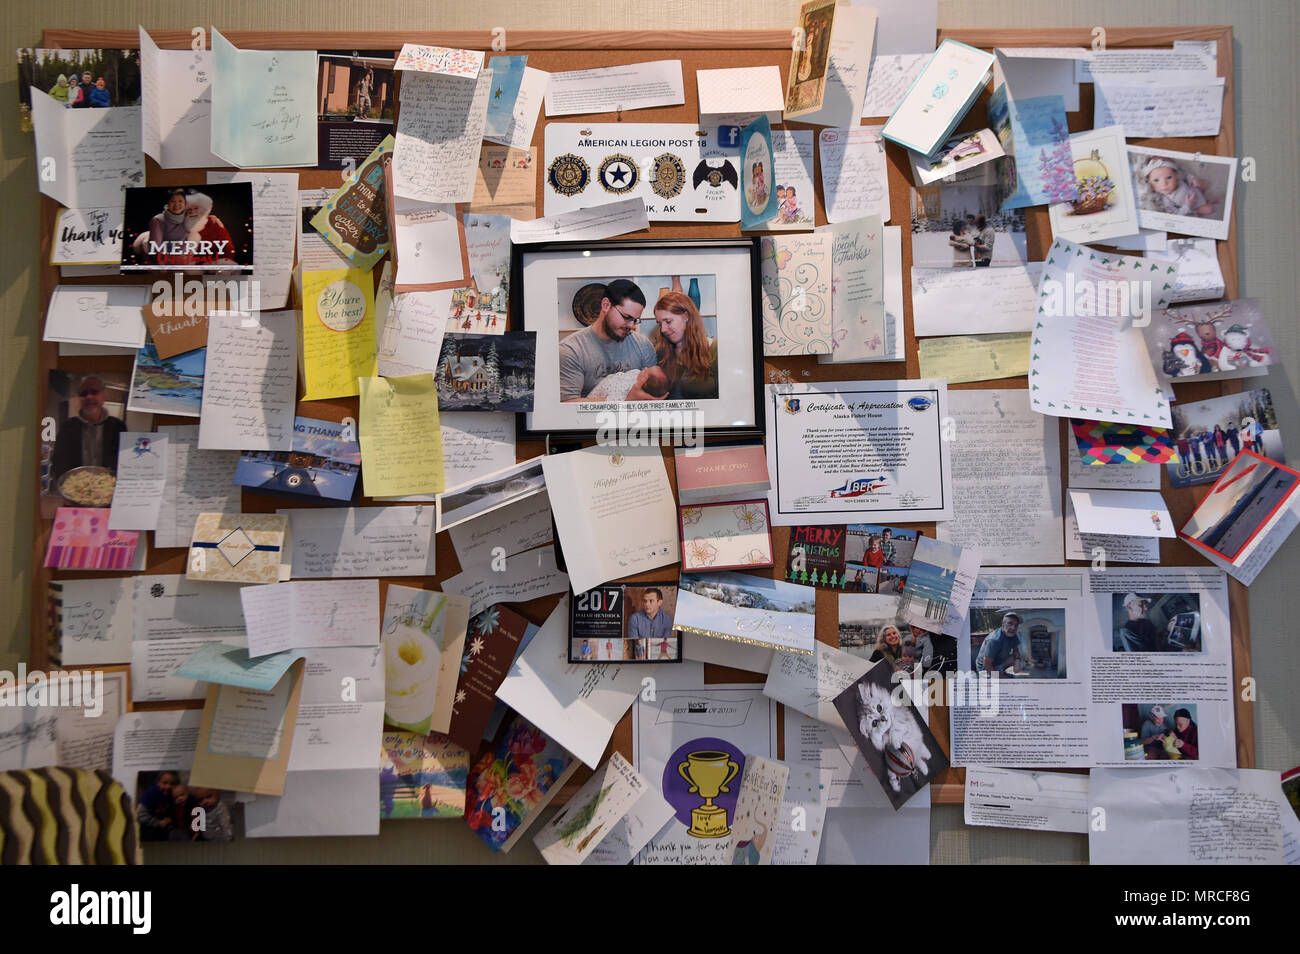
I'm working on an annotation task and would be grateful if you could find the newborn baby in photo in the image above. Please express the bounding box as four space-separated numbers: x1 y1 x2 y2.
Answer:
587 365 670 402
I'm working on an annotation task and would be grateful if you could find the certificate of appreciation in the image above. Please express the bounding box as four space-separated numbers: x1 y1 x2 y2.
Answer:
765 380 953 525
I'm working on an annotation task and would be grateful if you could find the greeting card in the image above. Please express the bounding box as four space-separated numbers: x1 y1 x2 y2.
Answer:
675 571 817 656
1047 126 1139 244
210 31 316 168
186 512 290 584
45 507 140 570
786 523 922 591
988 89 1077 210
784 0 840 119
674 443 770 506
1070 419 1176 466
300 267 378 400
394 44 484 78
739 116 777 230
880 39 995 157
234 416 361 502
727 755 789 865
383 586 470 736
1179 451 1300 584
447 603 532 751
697 65 784 127
1141 299 1274 390
832 662 948 810
533 752 649 865
760 232 832 356
680 500 774 572
465 714 579 852
309 136 393 272
379 730 469 819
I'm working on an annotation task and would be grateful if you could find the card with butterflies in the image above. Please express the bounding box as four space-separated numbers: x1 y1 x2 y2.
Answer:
759 232 832 356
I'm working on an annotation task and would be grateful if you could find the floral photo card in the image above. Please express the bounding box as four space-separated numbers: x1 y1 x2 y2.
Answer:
465 714 579 853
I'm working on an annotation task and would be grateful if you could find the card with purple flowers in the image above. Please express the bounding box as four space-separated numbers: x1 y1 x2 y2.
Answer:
988 88 1077 211
1048 126 1140 245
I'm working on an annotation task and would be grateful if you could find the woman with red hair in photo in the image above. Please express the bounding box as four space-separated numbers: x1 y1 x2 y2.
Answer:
647 290 719 400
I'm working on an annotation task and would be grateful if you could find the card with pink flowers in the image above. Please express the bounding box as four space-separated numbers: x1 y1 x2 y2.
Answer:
679 499 774 573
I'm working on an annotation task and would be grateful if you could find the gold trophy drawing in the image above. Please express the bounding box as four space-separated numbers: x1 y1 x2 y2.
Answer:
677 750 740 837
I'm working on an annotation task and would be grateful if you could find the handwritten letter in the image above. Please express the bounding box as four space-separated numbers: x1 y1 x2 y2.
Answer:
392 68 493 203
199 311 297 451
818 127 890 223
358 374 445 498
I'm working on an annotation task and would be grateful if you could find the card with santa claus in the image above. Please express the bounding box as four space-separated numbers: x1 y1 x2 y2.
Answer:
120 182 254 273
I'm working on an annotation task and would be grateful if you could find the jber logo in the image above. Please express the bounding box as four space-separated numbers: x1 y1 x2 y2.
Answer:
830 476 887 498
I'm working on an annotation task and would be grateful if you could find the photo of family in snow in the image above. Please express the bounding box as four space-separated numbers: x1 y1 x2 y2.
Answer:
1166 389 1282 488
17 47 141 131
909 183 1028 268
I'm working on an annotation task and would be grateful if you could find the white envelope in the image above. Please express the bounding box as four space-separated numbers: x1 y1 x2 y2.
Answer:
697 66 785 127
1069 488 1175 538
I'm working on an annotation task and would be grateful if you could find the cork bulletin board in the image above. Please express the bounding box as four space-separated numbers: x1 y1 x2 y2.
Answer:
34 26 1248 804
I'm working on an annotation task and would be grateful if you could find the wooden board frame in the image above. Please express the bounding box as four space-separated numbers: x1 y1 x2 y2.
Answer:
33 26 1247 804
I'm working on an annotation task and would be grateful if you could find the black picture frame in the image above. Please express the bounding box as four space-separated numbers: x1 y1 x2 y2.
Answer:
567 579 683 664
510 236 766 443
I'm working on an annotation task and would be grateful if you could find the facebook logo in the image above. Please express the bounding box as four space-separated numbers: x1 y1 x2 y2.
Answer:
718 125 741 147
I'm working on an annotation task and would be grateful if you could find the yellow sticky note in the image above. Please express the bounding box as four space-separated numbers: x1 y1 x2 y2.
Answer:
358 374 445 498
301 268 378 400
917 332 1031 384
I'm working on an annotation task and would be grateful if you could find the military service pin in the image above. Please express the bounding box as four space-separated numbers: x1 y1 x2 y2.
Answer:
650 153 686 199
598 153 639 194
548 153 591 197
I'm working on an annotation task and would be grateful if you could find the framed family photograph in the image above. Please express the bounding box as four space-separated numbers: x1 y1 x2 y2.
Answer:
511 237 764 441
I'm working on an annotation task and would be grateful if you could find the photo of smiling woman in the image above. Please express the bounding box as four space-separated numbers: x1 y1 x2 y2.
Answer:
652 290 720 400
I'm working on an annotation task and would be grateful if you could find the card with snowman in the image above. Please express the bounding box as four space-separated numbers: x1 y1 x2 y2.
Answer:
1142 298 1274 391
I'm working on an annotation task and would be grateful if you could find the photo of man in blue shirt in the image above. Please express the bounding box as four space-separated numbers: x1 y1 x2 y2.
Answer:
627 588 673 642
975 610 1024 676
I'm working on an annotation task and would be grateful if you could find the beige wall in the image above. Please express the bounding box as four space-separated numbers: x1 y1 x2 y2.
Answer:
2 0 1295 864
